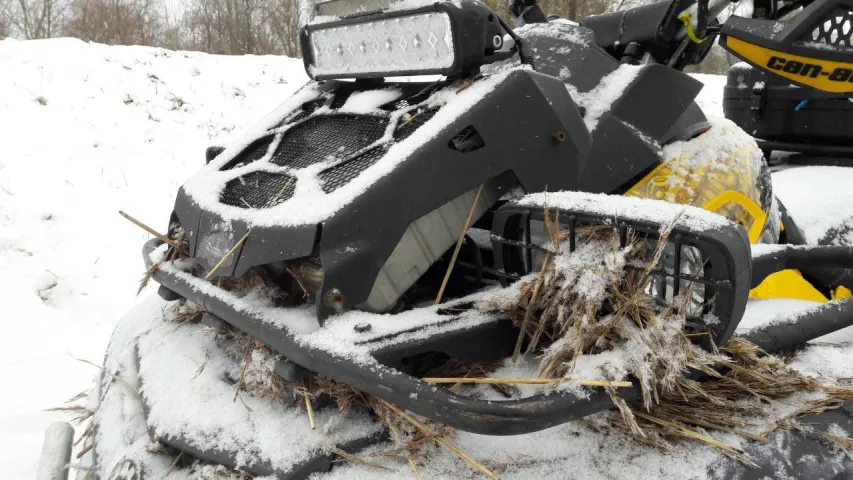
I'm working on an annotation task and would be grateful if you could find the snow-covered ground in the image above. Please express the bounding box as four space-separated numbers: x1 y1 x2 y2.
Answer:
0 38 308 478
0 38 848 479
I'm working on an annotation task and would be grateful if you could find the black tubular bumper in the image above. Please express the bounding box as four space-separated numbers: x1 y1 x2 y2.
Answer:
143 239 635 436
745 245 853 353
144 235 853 434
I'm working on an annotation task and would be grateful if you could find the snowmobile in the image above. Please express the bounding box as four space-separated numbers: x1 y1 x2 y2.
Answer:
38 0 853 478
721 0 853 162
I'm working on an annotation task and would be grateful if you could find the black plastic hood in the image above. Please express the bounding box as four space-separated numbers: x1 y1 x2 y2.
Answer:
171 69 592 319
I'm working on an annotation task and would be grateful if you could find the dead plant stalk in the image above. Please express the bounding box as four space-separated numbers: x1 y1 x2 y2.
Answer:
119 210 179 249
435 184 484 305
379 400 500 480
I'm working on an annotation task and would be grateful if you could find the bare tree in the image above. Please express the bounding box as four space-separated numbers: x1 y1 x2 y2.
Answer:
3 0 66 38
481 0 610 23
182 0 297 55
63 0 161 46
0 0 9 37
259 0 302 57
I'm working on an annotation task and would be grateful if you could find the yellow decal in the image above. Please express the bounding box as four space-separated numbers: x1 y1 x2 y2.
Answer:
833 285 852 300
725 36 853 93
749 269 828 302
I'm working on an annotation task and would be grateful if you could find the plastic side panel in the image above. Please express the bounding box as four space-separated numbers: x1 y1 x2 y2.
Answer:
173 188 319 277
577 65 705 194
361 176 506 312
316 70 591 319
609 64 704 141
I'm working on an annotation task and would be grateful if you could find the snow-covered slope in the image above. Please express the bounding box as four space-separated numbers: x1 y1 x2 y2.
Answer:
0 37 308 478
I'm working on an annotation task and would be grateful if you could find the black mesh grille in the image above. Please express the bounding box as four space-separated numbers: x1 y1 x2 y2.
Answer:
319 147 387 193
270 115 388 169
286 98 326 125
806 8 853 48
270 98 327 130
221 137 273 171
393 108 439 141
216 94 440 208
220 171 297 208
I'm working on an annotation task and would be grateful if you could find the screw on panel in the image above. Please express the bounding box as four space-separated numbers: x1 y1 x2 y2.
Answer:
325 288 345 310
354 323 372 333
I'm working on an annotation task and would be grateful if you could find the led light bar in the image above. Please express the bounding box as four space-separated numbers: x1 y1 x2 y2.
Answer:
301 1 504 80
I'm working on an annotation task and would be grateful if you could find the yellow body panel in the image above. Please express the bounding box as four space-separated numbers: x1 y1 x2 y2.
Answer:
625 121 830 303
833 286 852 300
624 121 767 243
750 270 828 302
724 36 853 93
701 190 767 244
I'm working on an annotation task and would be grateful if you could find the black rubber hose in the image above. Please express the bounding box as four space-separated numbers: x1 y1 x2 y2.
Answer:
496 14 536 70
751 245 853 289
740 295 853 354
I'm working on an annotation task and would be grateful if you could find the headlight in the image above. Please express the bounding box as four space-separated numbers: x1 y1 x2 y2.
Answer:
301 1 504 80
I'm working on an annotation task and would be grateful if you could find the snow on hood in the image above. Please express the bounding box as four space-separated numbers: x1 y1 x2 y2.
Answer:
517 190 732 232
181 71 514 228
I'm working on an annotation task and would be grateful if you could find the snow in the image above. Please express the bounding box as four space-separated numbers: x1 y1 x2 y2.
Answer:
4 36 853 479
566 64 642 131
751 243 789 257
317 418 730 479
304 294 501 358
517 190 731 232
0 37 308 478
338 88 403 114
136 309 382 473
772 166 853 245
736 298 822 331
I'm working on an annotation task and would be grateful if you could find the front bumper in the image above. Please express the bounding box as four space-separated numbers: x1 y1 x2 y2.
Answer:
143 238 638 436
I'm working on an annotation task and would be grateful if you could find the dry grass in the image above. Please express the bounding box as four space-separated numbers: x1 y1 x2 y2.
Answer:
138 227 189 294
210 269 267 296
171 300 205 324
486 208 853 464
306 375 501 478
228 333 289 402
501 212 686 405
47 389 97 468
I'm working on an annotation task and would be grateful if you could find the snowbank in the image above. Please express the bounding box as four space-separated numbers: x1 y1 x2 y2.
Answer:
0 37 307 478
